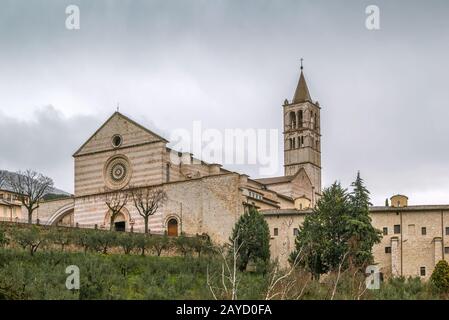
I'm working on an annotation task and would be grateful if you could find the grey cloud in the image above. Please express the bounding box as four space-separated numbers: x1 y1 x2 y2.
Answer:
1 0 449 205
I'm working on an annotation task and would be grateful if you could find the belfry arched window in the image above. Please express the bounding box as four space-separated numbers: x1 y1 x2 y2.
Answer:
298 110 303 128
289 112 296 129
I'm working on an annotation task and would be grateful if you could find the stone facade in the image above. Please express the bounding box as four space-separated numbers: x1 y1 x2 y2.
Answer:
0 189 23 221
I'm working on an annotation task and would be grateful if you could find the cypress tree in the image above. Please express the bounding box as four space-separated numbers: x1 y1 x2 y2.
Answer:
231 207 270 272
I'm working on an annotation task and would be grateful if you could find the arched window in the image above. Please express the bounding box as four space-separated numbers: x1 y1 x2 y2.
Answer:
311 112 315 129
292 138 296 149
316 140 319 150
298 110 303 128
314 114 318 130
166 163 170 182
168 218 178 236
289 112 296 129
301 136 304 146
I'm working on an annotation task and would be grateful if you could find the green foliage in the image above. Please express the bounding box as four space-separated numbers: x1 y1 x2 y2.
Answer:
117 232 139 255
150 234 170 256
431 260 449 293
47 228 72 251
190 235 213 258
174 235 193 257
372 277 439 300
290 182 349 278
0 227 9 247
231 207 270 272
290 173 381 279
0 225 444 300
347 172 382 267
88 230 118 254
0 248 262 300
11 225 45 255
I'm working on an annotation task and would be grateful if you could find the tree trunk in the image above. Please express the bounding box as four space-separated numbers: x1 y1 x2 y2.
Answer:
28 211 32 224
144 217 149 234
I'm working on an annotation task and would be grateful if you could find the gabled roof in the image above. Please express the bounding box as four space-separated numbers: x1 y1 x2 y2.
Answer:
255 175 294 185
292 71 312 104
254 168 312 186
73 111 168 157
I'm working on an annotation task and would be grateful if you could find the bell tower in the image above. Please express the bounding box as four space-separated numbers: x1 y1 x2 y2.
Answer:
283 61 321 194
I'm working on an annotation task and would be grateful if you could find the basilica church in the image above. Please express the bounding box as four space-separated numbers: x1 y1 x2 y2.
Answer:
30 67 449 278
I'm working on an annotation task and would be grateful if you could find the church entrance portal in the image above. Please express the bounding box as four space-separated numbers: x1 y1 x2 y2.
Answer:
167 218 178 236
114 221 126 232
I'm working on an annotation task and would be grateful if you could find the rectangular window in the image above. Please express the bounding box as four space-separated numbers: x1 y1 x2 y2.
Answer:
293 228 299 236
421 227 427 235
420 267 426 277
385 247 391 254
383 227 388 236
446 227 449 236
394 225 401 234
273 228 278 236
445 247 449 255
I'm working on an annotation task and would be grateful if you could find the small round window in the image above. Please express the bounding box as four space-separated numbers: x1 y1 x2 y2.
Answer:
112 135 122 148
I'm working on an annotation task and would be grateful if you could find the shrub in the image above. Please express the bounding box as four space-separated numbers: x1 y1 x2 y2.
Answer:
174 236 193 257
73 228 91 253
231 207 270 272
11 226 45 255
134 233 151 256
0 227 9 247
150 235 170 256
117 232 139 255
88 230 118 254
47 228 72 251
431 260 449 293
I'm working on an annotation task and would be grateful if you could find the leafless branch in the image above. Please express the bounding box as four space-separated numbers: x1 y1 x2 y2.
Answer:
265 248 304 300
105 190 129 230
6 170 54 223
330 250 350 300
130 187 167 233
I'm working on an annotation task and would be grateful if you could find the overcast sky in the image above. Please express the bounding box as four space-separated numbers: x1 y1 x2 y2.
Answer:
1 0 449 205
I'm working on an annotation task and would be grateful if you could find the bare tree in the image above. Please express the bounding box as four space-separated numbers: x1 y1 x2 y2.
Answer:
105 190 129 231
265 248 305 300
330 250 350 300
7 170 54 224
207 231 243 300
131 187 167 233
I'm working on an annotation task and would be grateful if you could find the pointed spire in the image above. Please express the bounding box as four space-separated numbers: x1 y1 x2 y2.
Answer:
292 59 312 104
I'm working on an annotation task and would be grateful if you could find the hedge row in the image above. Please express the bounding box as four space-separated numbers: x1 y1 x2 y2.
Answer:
0 223 215 257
